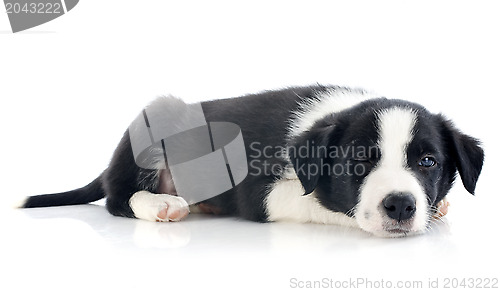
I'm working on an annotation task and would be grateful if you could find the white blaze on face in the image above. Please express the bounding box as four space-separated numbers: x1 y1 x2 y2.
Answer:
356 107 428 237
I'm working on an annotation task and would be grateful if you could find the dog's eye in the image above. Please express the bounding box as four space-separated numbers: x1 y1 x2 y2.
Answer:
419 156 437 168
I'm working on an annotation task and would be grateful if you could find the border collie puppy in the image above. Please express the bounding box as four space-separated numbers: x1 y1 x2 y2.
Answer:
20 85 484 237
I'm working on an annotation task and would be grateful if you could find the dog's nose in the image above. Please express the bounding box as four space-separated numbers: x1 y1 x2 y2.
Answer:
382 193 416 221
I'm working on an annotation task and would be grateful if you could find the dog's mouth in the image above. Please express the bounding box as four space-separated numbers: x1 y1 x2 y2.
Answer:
385 227 411 234
382 219 415 236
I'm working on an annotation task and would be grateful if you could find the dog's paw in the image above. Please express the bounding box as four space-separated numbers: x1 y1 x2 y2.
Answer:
433 198 450 219
156 199 190 222
129 191 190 222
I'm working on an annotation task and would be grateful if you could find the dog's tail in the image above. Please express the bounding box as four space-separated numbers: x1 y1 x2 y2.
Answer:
18 175 105 208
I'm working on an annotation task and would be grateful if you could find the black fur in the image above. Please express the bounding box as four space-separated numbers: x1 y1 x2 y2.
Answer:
289 99 385 214
23 177 104 208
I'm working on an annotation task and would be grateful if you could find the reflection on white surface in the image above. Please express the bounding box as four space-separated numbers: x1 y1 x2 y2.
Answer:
1 193 498 291
7 204 453 251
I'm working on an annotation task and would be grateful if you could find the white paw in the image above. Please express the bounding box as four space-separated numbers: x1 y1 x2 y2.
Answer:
129 191 190 222
433 197 450 219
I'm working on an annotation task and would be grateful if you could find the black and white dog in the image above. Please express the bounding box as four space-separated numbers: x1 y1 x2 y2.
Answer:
21 85 484 237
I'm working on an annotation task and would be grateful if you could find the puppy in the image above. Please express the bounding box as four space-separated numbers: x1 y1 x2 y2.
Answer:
20 85 484 237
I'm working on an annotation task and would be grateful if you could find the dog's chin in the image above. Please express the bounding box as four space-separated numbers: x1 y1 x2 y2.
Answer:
372 228 425 238
358 218 428 238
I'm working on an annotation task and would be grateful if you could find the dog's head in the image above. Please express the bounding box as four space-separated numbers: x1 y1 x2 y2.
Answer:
289 98 484 237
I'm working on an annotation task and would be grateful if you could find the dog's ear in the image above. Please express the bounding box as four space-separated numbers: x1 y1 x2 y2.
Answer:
439 115 484 195
288 123 336 196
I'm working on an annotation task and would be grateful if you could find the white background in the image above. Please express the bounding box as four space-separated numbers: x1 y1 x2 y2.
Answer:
1 1 499 291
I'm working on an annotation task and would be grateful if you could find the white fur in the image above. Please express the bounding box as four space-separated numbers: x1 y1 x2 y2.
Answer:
12 197 28 209
129 191 189 222
265 179 358 227
355 108 428 237
287 87 379 139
